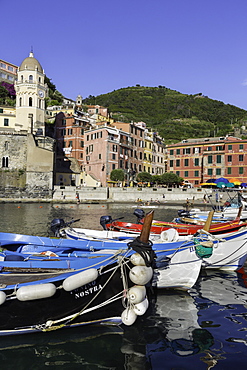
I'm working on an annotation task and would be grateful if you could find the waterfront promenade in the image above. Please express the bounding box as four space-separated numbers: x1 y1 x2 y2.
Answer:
0 185 232 205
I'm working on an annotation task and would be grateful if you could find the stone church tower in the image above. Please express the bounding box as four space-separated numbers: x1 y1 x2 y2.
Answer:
15 51 48 134
0 52 55 199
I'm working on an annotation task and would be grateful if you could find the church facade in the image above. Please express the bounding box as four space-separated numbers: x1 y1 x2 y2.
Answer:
0 52 55 198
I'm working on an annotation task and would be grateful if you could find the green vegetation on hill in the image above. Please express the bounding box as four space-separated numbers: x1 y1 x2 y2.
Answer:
0 77 63 108
45 76 64 106
83 86 247 142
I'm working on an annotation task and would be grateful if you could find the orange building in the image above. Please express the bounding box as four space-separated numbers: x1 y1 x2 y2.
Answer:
166 136 247 186
0 59 18 84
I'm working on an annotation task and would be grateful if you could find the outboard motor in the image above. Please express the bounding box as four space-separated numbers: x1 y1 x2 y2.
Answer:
177 209 191 218
50 218 66 237
133 208 145 224
100 216 113 230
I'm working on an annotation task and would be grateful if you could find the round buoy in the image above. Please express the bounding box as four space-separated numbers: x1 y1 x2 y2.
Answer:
129 266 153 285
0 291 6 305
130 253 146 266
127 285 146 304
121 308 137 326
133 297 149 316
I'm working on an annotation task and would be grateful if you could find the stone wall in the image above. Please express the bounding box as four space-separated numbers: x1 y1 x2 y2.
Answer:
0 131 27 171
0 132 54 198
52 185 212 203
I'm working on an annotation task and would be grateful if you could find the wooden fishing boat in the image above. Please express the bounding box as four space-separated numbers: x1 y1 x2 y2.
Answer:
48 212 247 272
0 253 153 335
0 213 157 336
0 229 203 291
102 216 247 236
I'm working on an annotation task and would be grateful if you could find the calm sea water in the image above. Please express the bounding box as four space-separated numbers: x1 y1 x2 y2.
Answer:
0 202 247 369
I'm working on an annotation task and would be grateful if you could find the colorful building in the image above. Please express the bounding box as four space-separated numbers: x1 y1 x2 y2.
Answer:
166 136 247 186
0 59 18 84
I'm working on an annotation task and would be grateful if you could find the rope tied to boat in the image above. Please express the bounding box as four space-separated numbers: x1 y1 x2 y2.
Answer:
40 256 131 332
127 237 156 267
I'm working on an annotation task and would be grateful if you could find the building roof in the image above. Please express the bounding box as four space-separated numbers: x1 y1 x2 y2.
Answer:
167 136 245 147
19 52 43 73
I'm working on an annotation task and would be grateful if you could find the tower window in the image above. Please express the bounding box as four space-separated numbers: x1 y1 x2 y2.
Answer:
29 75 33 82
19 97 22 106
4 118 9 126
2 157 9 168
29 97 32 106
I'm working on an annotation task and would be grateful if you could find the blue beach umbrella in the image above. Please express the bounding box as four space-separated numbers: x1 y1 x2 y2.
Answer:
225 182 234 188
216 182 227 188
215 177 229 184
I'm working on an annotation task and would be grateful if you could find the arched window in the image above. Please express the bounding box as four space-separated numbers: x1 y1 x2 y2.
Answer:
39 99 42 109
29 97 32 106
21 75 23 82
4 142 9 151
2 157 9 168
19 97 22 106
29 75 33 82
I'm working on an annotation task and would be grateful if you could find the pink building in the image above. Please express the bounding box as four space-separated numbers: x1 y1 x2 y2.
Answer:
84 126 120 186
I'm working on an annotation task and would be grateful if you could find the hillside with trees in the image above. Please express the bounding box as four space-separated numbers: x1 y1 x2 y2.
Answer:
83 85 247 143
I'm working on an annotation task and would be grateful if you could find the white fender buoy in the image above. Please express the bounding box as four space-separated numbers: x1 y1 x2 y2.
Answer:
160 228 179 242
63 268 98 291
0 291 6 305
133 297 149 316
127 285 146 304
121 307 137 326
129 265 153 285
130 253 146 266
16 283 56 301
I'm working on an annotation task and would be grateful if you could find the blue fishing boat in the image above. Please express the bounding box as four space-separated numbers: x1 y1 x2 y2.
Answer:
0 213 158 336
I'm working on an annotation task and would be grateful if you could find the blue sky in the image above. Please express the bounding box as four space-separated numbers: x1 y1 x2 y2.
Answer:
2 0 247 109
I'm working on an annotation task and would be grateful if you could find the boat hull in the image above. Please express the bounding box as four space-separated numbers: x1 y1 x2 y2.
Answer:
106 218 247 236
0 260 137 336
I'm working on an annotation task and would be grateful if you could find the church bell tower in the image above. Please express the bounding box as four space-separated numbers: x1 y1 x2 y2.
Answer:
15 51 47 134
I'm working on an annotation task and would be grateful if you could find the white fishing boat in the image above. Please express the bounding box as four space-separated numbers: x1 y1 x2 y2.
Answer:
189 192 247 220
53 208 247 272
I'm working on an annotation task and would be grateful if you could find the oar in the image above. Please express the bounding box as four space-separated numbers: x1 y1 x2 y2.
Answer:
202 210 214 232
139 210 154 243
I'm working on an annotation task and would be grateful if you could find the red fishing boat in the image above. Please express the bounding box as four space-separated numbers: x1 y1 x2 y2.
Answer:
101 210 247 236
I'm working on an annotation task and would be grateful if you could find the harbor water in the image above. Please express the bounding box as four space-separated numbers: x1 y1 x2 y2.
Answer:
0 202 247 369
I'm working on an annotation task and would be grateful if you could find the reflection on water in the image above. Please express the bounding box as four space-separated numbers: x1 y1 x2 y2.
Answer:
0 203 247 368
0 203 179 235
0 326 125 369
